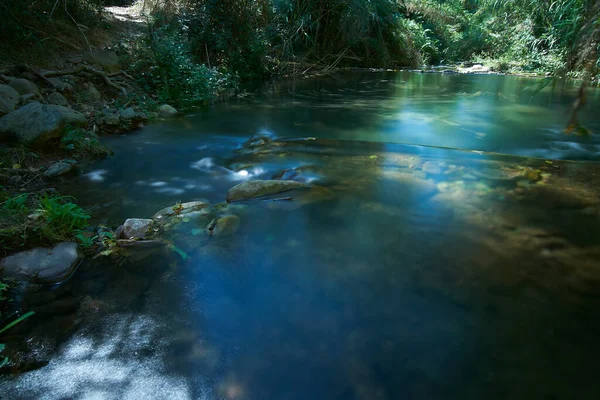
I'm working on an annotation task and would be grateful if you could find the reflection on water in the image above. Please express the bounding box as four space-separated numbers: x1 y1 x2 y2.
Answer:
2 72 600 399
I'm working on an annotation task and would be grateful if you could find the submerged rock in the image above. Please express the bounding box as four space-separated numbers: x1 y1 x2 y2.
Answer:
266 185 336 210
157 104 178 118
210 215 240 237
43 161 78 178
0 242 82 284
0 102 87 145
121 218 155 239
243 134 273 148
226 180 308 202
0 84 19 116
421 161 443 175
153 201 210 220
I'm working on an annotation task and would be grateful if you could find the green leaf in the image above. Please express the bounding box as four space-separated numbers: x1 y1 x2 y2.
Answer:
0 311 35 335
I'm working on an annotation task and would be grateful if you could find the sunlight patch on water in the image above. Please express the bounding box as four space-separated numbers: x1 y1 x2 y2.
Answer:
6 314 202 400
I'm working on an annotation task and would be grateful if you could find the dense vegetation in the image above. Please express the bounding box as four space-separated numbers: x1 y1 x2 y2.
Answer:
2 1 598 106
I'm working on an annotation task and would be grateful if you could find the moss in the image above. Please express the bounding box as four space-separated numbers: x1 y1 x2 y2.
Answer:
60 126 111 162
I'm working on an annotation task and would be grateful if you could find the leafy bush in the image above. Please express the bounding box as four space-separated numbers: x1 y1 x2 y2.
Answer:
118 27 233 110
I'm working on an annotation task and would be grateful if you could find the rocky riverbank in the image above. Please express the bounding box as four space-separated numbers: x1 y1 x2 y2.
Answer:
0 49 179 186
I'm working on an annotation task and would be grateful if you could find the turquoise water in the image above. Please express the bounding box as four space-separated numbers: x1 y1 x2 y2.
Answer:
2 72 600 399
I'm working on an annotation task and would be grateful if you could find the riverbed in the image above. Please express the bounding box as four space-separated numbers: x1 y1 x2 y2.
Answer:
2 71 600 399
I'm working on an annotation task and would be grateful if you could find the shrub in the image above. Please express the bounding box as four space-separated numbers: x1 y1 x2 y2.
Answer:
118 27 233 110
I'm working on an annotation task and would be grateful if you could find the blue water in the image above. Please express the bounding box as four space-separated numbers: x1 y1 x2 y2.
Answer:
2 72 600 399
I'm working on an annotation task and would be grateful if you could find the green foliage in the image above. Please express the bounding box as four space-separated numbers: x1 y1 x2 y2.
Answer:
118 27 233 110
0 311 35 368
0 311 34 336
61 125 110 162
37 194 90 242
271 0 420 67
183 0 272 79
2 194 30 215
0 191 91 252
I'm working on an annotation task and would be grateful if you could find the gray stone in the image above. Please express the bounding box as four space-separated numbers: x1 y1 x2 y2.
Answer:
102 112 120 126
120 107 147 122
153 201 210 220
226 180 308 202
19 93 38 105
8 78 40 96
121 218 154 239
82 50 121 74
0 84 19 116
0 242 82 284
157 104 178 118
0 102 87 145
120 107 137 119
47 92 69 107
43 161 77 178
210 215 240 237
77 82 102 102
459 64 490 74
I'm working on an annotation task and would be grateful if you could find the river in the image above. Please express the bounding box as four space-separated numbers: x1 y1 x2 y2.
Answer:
2 71 600 399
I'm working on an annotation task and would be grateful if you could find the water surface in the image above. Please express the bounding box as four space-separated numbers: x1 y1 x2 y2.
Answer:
2 72 600 400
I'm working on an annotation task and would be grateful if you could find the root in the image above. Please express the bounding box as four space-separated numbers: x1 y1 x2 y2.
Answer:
43 65 128 96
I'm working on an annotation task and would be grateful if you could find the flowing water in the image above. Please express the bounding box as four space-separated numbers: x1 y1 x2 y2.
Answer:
2 71 600 399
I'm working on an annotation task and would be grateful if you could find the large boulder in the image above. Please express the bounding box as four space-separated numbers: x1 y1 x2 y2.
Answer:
8 77 40 96
82 50 121 74
0 242 82 284
0 84 19 116
0 102 87 145
157 104 178 118
226 180 308 202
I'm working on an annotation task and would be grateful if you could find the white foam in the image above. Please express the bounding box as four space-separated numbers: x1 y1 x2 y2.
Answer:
150 181 168 187
190 157 214 171
156 187 185 195
87 170 108 182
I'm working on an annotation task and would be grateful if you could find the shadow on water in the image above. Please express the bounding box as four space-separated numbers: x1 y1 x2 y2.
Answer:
2 72 600 399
